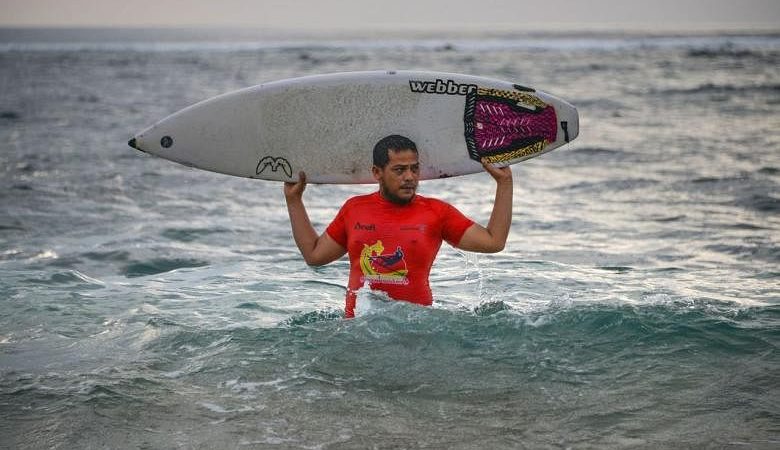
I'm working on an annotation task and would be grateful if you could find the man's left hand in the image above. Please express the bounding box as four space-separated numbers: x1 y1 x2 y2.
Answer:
481 158 513 184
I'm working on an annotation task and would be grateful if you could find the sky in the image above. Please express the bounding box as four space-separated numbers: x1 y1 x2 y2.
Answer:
1 0 779 31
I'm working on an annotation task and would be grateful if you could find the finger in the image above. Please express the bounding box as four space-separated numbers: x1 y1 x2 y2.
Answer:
480 158 498 172
480 159 512 181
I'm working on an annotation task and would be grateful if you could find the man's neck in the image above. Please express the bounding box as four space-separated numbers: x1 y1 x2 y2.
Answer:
378 189 414 206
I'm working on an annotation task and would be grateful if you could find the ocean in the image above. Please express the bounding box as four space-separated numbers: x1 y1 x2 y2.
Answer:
0 27 778 449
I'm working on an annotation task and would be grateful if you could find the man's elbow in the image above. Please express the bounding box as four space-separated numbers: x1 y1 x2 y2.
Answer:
459 237 506 253
485 242 506 253
303 255 327 266
472 240 506 253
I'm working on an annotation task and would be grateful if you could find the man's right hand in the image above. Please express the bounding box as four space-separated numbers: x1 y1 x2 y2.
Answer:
284 171 307 201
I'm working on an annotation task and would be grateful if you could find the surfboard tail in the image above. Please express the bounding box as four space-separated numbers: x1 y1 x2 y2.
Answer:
464 87 562 164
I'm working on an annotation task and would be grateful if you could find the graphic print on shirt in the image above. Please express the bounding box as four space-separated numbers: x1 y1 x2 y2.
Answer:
359 240 409 285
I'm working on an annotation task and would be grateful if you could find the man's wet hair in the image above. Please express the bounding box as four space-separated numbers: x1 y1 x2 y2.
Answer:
373 135 418 168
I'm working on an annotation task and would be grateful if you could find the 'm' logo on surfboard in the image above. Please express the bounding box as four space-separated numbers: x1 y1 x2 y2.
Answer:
256 156 293 178
409 79 477 96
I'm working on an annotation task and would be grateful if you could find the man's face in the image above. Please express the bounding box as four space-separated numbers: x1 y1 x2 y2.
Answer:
373 149 420 205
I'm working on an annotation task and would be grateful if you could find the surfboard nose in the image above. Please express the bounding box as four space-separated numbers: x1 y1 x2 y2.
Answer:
128 137 147 153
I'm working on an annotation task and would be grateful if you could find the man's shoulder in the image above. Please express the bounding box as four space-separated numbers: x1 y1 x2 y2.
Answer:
413 194 452 210
342 192 379 208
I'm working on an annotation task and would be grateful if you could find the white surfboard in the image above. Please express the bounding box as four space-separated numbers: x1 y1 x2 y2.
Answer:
129 70 578 184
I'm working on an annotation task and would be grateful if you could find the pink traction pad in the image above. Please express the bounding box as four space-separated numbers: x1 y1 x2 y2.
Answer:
472 99 558 154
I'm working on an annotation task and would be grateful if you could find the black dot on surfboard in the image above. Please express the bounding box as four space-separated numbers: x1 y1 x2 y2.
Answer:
160 136 173 148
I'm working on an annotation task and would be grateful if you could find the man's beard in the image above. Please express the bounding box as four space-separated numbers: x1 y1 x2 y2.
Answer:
380 184 416 205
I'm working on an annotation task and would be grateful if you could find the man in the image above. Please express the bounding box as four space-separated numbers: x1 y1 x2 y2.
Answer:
284 135 512 318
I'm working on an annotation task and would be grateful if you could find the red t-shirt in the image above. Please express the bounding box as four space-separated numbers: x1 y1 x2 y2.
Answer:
326 192 474 318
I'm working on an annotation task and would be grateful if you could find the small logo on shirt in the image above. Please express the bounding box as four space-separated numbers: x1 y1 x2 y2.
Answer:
400 224 426 232
354 222 376 231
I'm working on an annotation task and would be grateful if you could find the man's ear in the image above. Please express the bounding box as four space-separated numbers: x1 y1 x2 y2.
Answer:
372 165 381 181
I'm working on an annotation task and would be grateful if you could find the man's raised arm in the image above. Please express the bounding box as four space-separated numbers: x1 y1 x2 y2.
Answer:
284 172 346 266
455 160 513 253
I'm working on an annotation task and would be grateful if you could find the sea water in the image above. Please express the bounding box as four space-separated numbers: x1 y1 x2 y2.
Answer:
0 28 778 449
